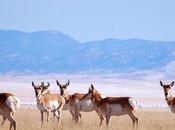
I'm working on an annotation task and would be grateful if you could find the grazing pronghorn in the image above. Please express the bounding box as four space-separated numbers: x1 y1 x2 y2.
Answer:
0 93 20 130
83 85 138 128
160 81 175 113
32 81 65 125
56 80 104 125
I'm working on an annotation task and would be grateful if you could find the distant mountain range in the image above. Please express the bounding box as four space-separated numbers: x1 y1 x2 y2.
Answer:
0 30 175 74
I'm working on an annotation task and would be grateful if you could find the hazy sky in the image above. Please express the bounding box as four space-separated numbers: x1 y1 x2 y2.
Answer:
0 0 175 42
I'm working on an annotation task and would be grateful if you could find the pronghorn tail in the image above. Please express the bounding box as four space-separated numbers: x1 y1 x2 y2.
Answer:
6 96 20 112
128 97 138 111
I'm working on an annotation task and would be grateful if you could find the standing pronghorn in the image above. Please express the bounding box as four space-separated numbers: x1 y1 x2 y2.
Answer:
83 85 138 128
32 81 65 125
56 80 104 125
38 81 69 118
56 80 81 122
160 81 175 113
35 81 61 119
0 93 20 130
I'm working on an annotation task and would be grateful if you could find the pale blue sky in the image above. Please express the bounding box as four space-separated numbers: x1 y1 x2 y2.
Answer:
0 0 175 42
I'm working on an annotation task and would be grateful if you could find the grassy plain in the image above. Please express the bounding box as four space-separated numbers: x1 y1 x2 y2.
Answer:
1 107 175 130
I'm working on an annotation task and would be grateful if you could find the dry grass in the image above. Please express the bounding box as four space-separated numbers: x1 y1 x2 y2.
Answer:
1 107 175 130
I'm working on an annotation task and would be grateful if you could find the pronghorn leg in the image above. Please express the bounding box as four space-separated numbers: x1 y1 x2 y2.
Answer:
53 111 56 121
69 109 76 122
127 111 138 129
4 113 16 130
72 104 80 124
40 111 44 125
71 110 81 122
75 112 81 121
105 114 111 129
55 109 62 126
1 116 6 126
69 109 81 123
54 110 60 124
74 109 80 124
54 111 59 121
57 110 62 125
46 109 51 122
95 108 104 126
11 112 14 117
78 113 81 119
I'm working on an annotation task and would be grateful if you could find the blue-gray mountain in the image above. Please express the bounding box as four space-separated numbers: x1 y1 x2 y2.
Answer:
0 30 175 73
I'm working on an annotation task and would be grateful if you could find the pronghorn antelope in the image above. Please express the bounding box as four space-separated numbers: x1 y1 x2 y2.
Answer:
56 80 104 125
160 81 175 113
0 93 20 130
83 85 138 128
56 80 81 122
36 81 60 119
32 81 65 125
38 81 69 118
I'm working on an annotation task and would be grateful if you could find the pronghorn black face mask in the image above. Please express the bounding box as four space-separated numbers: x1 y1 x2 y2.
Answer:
56 80 70 96
32 81 44 98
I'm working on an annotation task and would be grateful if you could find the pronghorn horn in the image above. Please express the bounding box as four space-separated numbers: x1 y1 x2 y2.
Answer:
41 81 44 86
170 81 174 87
32 81 35 87
66 80 70 86
47 82 50 87
160 81 164 87
91 84 94 89
56 80 60 86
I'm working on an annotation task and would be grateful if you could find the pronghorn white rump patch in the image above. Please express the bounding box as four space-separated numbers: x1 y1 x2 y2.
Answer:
6 96 20 112
128 98 138 110
50 101 59 111
101 94 106 99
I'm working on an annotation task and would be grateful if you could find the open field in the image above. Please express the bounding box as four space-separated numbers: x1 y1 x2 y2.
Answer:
0 74 174 130
1 107 175 130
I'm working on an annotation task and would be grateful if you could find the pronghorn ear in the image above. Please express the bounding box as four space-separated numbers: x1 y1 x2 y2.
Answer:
32 81 35 87
160 81 164 87
56 80 60 86
91 84 94 89
170 81 174 87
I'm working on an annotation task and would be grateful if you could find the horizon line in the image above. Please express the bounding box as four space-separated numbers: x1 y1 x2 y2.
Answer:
0 29 175 43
